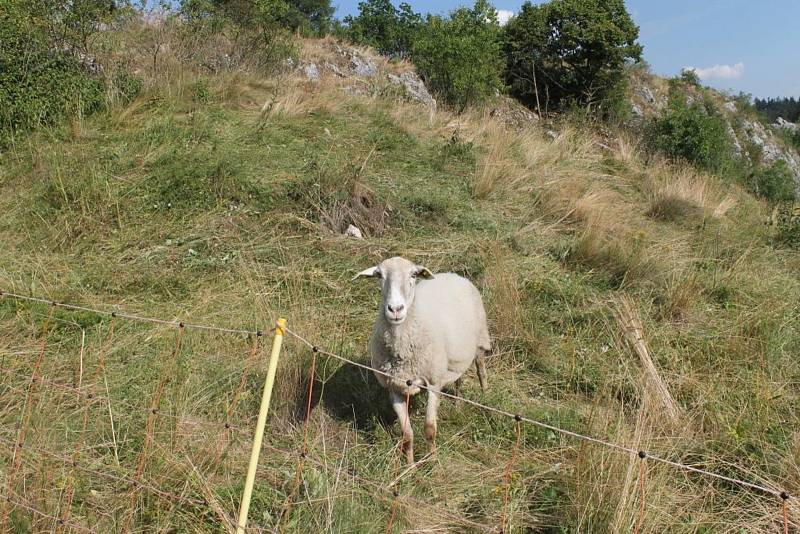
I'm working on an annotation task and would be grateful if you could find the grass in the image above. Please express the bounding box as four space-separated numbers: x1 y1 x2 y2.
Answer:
1 24 800 533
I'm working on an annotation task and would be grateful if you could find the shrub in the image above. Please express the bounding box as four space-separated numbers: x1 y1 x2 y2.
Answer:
648 89 733 174
342 0 422 58
504 0 642 115
411 1 504 110
179 0 296 73
746 160 797 204
679 68 701 87
0 0 110 144
773 203 800 249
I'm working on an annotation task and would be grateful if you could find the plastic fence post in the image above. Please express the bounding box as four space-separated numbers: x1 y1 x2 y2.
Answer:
236 318 286 534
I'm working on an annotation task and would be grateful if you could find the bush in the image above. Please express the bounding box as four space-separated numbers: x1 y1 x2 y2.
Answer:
504 0 642 115
411 1 504 110
0 0 111 144
648 89 733 174
773 203 800 249
747 160 797 204
180 0 296 73
342 0 422 58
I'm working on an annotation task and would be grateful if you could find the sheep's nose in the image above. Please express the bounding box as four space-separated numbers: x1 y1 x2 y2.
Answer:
387 303 404 314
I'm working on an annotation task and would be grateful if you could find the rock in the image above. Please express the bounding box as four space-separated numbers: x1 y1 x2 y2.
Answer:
302 63 319 82
324 61 346 77
350 52 378 77
725 121 743 158
387 72 436 109
723 101 737 112
345 224 363 239
546 130 558 141
774 117 799 132
631 103 643 118
636 85 656 104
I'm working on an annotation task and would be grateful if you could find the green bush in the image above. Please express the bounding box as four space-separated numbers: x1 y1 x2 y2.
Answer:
773 203 800 249
747 160 797 204
648 89 733 174
0 0 110 144
411 1 504 110
504 0 642 115
180 0 296 73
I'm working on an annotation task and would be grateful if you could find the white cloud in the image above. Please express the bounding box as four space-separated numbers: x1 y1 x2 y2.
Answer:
497 9 514 26
684 62 745 80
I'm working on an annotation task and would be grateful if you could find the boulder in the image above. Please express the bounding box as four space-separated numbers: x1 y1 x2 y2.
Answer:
387 72 436 109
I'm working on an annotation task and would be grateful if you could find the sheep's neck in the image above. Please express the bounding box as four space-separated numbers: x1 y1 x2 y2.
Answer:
378 311 416 363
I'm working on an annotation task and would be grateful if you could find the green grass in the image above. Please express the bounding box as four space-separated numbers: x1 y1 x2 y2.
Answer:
1 39 800 533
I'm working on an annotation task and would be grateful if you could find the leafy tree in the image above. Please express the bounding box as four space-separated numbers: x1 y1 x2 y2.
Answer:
411 0 504 110
281 0 335 35
342 0 421 58
504 0 642 115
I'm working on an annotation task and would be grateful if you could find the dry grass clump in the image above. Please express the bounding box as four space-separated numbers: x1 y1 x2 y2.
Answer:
479 241 522 345
658 272 704 322
613 295 682 426
644 162 736 222
472 121 527 199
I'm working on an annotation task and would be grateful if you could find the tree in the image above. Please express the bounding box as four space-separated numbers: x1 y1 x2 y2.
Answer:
281 0 334 35
504 0 642 114
342 0 421 58
411 0 504 110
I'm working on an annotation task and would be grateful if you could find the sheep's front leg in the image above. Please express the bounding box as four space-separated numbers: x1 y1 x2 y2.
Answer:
391 391 414 464
424 384 441 453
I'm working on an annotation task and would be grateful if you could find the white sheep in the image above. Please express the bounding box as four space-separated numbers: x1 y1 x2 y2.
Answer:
355 256 490 463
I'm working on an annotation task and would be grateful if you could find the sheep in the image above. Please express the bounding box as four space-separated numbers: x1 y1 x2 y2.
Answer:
355 256 490 464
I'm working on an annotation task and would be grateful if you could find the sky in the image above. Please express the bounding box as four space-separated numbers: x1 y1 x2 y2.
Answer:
332 0 800 99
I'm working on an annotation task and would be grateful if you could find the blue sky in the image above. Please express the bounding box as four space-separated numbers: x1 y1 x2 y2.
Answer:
332 0 800 99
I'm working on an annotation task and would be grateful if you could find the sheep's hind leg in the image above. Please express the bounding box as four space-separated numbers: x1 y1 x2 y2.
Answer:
424 384 441 454
452 377 463 406
391 392 414 465
475 350 488 391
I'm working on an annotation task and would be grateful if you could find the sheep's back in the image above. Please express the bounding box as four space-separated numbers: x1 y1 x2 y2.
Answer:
414 273 488 374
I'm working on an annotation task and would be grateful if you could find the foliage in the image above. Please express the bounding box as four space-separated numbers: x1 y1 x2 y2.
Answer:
679 68 701 87
0 0 112 144
281 0 335 35
179 0 296 73
773 203 800 249
746 160 798 203
342 0 422 58
410 1 504 110
648 87 733 174
503 0 642 115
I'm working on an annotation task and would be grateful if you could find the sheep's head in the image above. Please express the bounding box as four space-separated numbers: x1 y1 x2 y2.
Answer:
354 256 434 325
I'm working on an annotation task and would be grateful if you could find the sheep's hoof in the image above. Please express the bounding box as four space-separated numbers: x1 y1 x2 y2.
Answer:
401 437 414 465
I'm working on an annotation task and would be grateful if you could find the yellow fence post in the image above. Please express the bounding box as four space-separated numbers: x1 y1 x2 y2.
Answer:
236 318 286 534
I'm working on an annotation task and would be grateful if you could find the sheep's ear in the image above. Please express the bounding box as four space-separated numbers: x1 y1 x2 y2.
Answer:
414 265 434 279
353 266 380 280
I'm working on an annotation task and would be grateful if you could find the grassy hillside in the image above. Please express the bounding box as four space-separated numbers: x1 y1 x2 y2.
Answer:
1 35 799 533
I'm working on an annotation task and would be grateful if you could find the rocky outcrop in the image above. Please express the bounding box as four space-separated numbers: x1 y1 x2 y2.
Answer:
774 117 799 133
297 41 436 109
